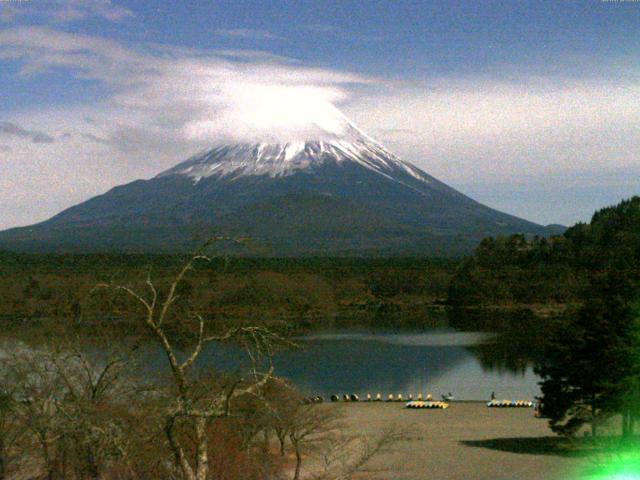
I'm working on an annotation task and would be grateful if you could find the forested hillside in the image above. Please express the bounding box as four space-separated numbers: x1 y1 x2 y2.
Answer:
448 196 640 309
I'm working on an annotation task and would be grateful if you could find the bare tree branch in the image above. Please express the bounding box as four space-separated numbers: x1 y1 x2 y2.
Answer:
92 237 288 480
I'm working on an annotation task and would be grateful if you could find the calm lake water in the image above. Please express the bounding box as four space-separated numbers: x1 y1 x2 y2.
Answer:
175 328 541 401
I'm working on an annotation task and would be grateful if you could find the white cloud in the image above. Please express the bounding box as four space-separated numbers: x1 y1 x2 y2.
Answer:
214 28 284 41
344 78 640 184
4 0 134 24
0 26 151 82
0 25 369 144
56 0 134 22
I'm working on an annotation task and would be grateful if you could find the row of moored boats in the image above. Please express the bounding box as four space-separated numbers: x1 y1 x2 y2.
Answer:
305 394 534 409
486 399 534 408
329 393 440 403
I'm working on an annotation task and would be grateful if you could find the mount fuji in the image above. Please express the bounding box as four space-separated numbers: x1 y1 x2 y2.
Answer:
0 117 561 256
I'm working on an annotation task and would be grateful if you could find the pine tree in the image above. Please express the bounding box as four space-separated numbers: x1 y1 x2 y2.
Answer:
536 197 640 438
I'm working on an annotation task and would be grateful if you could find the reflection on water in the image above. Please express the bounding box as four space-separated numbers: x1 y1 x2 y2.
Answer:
144 322 542 401
298 331 496 347
447 308 551 375
278 330 540 400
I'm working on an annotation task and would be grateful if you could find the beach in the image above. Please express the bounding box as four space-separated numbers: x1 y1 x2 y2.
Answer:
330 402 586 480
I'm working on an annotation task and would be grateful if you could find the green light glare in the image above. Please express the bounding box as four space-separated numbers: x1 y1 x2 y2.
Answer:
584 450 640 480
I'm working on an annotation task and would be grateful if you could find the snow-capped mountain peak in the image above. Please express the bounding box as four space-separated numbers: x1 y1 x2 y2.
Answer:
158 122 430 187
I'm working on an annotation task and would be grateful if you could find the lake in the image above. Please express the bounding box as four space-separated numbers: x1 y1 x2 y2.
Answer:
183 327 541 401
3 309 544 402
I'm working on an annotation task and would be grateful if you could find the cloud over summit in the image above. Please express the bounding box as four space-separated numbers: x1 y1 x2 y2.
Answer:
0 25 369 145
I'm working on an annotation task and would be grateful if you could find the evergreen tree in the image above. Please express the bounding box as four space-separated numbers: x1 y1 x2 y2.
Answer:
536 197 640 438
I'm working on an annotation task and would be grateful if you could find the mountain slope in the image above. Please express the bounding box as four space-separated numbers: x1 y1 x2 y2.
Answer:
0 124 558 256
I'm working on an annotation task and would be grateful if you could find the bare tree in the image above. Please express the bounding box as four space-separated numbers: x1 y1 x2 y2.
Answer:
7 349 65 480
288 405 337 480
0 362 27 480
260 379 301 457
312 427 406 480
263 392 405 480
47 344 141 480
2 341 146 480
99 240 288 480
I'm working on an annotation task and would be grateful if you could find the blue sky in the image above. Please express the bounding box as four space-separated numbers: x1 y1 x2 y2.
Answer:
1 0 639 229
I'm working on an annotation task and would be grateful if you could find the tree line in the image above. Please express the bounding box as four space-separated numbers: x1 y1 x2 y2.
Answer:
0 254 455 331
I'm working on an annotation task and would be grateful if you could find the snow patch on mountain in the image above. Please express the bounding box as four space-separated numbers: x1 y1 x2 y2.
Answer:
158 120 432 190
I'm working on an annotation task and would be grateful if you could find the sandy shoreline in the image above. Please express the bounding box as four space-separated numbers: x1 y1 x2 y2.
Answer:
330 402 586 480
